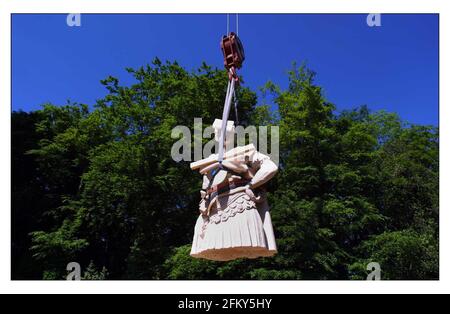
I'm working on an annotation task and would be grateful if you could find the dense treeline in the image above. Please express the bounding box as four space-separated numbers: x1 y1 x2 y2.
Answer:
12 59 439 280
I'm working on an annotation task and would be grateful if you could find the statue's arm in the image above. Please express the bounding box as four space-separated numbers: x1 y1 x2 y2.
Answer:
248 153 278 189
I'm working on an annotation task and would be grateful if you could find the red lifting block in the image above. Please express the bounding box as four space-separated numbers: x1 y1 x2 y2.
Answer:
220 32 245 70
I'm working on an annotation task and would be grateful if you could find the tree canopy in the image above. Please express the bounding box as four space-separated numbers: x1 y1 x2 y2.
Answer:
12 59 439 280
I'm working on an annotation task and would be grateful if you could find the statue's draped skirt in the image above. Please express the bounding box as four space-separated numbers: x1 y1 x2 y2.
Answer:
190 189 277 261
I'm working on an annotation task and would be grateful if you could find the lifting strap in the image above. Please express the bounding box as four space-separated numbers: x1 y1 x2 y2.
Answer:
217 74 236 164
218 31 245 164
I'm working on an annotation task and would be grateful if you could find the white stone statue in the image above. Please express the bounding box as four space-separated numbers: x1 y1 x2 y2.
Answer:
190 119 278 261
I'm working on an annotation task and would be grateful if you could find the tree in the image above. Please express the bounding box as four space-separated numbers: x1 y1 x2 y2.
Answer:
12 60 439 280
12 110 46 279
22 59 257 279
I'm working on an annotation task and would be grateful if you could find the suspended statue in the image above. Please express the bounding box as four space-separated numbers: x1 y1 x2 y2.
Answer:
190 30 277 261
190 119 278 261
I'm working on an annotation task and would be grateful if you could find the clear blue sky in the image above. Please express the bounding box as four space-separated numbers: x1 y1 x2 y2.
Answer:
12 14 438 125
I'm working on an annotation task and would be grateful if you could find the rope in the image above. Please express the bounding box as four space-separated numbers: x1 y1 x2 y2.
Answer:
218 75 235 163
227 13 239 35
233 88 239 125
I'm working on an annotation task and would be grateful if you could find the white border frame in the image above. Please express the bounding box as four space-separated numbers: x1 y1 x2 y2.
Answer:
1 0 446 294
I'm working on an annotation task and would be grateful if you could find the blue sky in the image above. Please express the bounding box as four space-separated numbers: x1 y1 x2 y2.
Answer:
12 14 438 125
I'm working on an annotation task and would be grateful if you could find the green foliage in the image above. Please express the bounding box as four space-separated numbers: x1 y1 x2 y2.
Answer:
163 245 219 280
11 59 438 280
30 206 89 279
350 229 439 280
82 261 109 280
